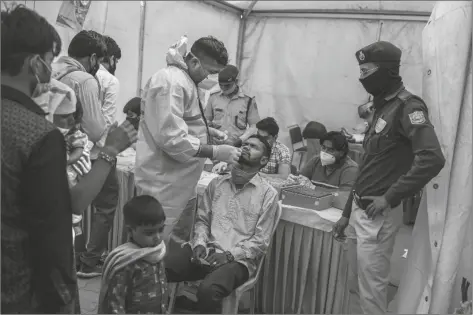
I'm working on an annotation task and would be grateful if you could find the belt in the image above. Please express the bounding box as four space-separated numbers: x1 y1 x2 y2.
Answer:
353 192 372 210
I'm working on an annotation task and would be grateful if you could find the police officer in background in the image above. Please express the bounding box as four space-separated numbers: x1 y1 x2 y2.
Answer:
205 65 260 147
333 41 446 314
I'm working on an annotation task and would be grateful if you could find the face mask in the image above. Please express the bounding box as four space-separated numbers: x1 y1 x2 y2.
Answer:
109 57 117 76
198 73 218 90
57 127 70 136
231 165 257 186
222 83 237 96
320 151 336 166
359 66 402 97
89 57 100 76
32 56 52 97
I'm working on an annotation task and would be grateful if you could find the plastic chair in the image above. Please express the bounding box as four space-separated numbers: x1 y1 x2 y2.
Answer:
288 124 307 170
168 201 283 314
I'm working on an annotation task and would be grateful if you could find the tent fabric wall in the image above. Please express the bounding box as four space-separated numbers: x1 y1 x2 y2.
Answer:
239 15 426 148
141 1 240 109
395 1 472 313
33 1 109 51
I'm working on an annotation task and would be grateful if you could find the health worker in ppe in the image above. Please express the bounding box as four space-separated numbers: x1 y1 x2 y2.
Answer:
134 36 241 247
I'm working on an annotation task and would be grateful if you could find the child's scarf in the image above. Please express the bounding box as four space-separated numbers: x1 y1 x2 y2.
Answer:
97 241 166 314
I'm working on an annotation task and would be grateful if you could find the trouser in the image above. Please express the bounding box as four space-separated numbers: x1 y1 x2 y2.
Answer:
80 161 119 267
345 201 401 314
165 245 249 314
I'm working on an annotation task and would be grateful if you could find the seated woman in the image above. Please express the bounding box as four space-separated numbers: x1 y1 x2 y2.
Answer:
289 131 358 190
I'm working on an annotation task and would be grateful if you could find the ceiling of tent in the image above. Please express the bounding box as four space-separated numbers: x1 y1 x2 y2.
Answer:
224 1 435 13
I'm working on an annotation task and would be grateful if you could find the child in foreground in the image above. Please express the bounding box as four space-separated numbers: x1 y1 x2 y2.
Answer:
98 195 168 314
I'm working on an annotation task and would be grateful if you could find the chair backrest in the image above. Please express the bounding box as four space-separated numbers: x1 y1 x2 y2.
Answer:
288 124 305 151
252 201 283 278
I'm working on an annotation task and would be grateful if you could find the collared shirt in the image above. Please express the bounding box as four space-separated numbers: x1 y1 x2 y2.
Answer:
260 140 291 174
204 88 260 141
354 85 445 207
96 64 120 125
300 156 359 190
99 260 167 314
1 85 76 313
191 173 279 277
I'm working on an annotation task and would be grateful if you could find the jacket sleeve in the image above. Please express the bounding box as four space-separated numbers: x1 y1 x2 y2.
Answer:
384 98 446 206
101 76 119 125
142 75 200 163
229 189 279 261
78 78 109 143
100 267 131 314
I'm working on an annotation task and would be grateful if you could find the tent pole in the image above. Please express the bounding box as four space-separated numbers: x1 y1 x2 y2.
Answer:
136 1 147 96
236 17 246 70
236 0 258 69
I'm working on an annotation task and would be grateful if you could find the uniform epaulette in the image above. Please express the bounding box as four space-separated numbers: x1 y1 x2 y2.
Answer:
397 89 428 111
397 89 413 102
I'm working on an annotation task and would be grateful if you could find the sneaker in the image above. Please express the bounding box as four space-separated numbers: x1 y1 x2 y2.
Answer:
77 263 103 278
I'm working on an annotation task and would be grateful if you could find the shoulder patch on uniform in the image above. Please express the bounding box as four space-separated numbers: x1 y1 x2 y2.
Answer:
375 118 387 133
408 111 426 125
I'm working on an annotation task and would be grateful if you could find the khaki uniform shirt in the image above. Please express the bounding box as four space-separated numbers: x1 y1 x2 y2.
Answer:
205 89 260 141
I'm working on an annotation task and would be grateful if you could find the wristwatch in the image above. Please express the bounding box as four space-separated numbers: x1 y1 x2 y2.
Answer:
225 251 234 263
98 151 117 166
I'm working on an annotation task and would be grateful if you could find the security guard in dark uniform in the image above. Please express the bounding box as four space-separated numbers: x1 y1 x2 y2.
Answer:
333 41 445 314
204 65 260 147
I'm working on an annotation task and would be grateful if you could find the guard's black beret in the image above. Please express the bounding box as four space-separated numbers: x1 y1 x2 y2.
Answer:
355 41 402 65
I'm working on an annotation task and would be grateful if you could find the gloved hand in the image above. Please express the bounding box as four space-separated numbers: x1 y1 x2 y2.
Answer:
71 151 92 176
224 137 243 147
213 145 242 165
212 162 229 174
209 127 227 140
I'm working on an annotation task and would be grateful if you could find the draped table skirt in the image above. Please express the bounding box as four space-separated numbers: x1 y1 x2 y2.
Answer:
255 220 349 314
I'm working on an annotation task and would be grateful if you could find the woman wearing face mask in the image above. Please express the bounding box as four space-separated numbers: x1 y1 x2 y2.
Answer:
288 131 359 190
